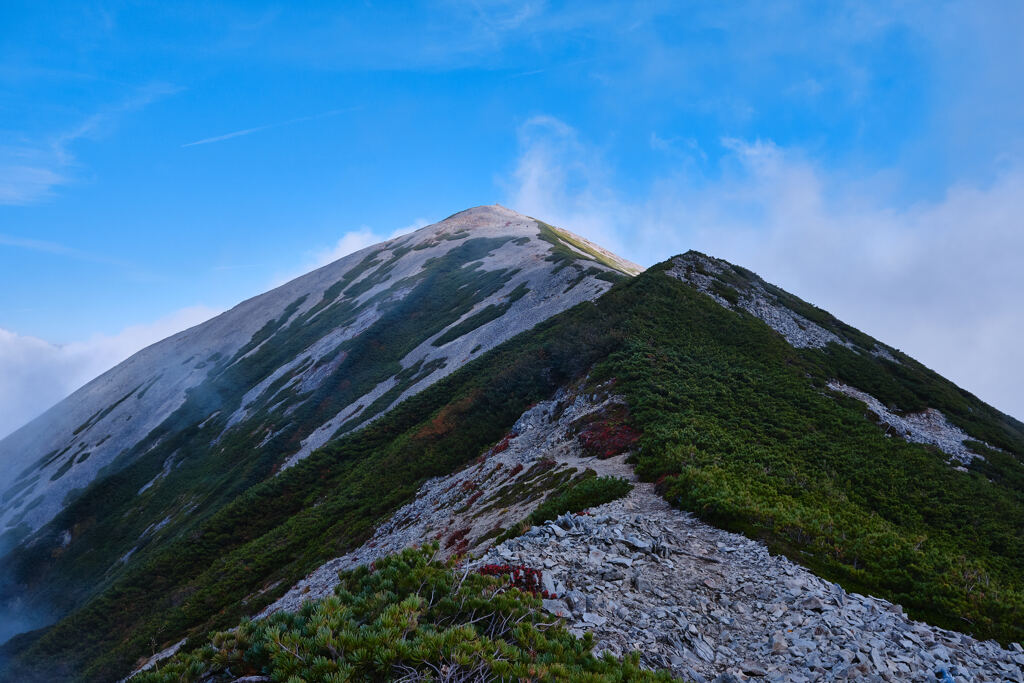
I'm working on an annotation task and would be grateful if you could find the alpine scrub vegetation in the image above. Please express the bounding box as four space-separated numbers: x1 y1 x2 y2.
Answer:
4 248 1023 681
607 263 1024 643
137 546 673 682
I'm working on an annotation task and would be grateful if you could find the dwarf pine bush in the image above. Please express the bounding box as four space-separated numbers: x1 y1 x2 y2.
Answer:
137 545 673 682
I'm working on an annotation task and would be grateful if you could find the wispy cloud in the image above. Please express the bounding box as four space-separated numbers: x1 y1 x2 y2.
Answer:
0 233 97 258
0 232 139 271
0 83 180 205
181 107 358 148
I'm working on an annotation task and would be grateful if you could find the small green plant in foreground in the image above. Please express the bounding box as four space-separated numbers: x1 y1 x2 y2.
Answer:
138 546 673 683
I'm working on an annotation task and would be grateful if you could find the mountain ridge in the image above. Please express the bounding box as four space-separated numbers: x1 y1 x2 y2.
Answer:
0 208 1021 682
0 205 637 650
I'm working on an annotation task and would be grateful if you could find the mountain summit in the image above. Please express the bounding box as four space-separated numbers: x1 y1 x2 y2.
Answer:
1 207 1021 682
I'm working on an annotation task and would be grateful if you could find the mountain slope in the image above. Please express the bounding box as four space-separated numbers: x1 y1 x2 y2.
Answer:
2 228 1021 682
0 205 638 644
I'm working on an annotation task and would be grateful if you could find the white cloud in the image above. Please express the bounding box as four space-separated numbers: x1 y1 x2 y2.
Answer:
310 219 428 268
0 163 66 205
309 228 387 269
0 306 219 439
504 116 1024 421
271 218 432 288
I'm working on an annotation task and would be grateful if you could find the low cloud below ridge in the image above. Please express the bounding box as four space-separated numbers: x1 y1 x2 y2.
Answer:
0 306 219 440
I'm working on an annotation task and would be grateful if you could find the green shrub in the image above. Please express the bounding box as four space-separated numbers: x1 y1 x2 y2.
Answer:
530 475 633 526
137 546 673 683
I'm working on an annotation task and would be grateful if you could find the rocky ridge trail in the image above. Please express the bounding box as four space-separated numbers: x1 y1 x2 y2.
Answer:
471 485 1023 682
257 380 1022 682
667 252 846 350
259 380 636 618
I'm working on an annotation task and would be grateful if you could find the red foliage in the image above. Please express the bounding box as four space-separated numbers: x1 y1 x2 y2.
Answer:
491 431 518 454
477 564 556 598
508 463 524 476
465 490 484 507
578 418 641 459
444 528 468 557
535 458 556 473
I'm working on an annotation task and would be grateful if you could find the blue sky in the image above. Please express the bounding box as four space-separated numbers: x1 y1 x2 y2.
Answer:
2 1 1023 434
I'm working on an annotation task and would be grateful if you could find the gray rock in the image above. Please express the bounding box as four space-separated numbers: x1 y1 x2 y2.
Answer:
625 534 652 551
632 572 652 592
741 661 768 676
770 631 788 654
542 599 571 617
798 595 825 611
692 637 715 662
564 589 585 611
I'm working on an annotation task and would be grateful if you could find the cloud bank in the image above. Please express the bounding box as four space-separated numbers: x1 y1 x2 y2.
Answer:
506 116 1024 421
0 306 218 439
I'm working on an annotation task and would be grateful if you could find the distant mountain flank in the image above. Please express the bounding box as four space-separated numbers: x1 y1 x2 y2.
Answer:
0 205 638 647
0 205 637 540
0 207 1021 683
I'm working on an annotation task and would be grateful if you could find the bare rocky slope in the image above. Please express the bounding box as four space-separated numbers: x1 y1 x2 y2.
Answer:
0 205 639 643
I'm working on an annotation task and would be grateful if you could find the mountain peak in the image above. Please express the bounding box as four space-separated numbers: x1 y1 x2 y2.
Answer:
0 207 637 540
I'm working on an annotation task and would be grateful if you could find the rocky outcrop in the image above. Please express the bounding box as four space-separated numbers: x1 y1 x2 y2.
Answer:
828 381 993 466
259 380 636 618
667 252 846 349
472 485 1023 682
